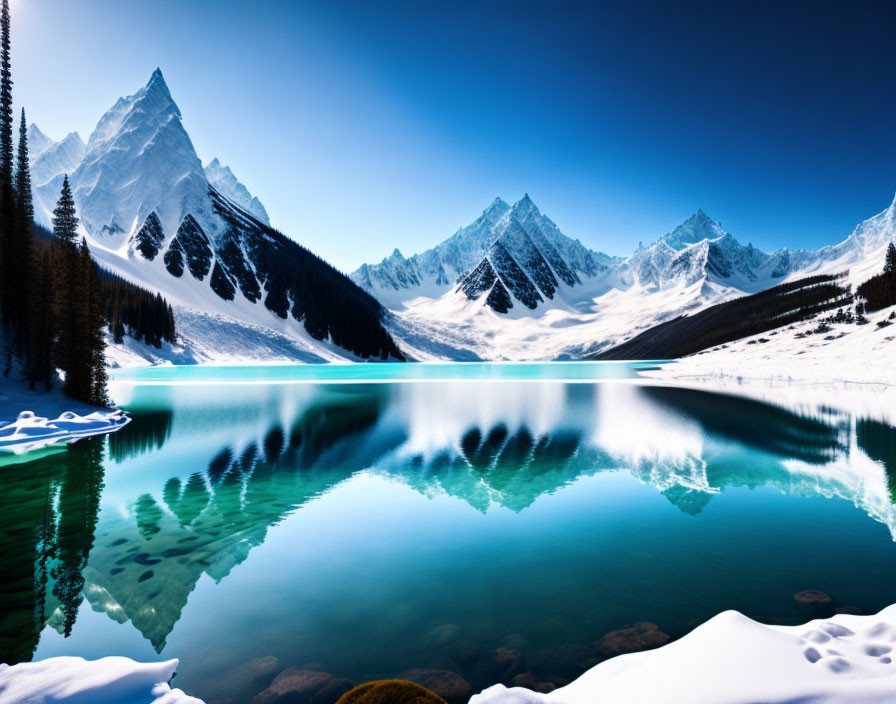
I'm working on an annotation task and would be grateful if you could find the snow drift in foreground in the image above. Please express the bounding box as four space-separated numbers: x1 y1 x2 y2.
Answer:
473 605 896 704
0 657 203 704
0 409 130 454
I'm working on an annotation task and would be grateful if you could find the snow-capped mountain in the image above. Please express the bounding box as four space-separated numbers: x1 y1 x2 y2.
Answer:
30 131 85 191
28 69 400 364
204 158 270 225
355 194 896 361
25 123 55 160
352 194 616 309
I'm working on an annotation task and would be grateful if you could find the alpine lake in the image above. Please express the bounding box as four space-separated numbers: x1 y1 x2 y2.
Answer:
2 362 896 703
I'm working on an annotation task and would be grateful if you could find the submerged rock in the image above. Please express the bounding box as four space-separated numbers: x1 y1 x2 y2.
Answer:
794 590 833 605
398 669 471 704
252 668 353 704
511 672 556 694
594 622 671 656
336 680 446 704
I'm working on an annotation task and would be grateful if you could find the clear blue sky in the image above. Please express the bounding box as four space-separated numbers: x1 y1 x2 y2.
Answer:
13 0 896 272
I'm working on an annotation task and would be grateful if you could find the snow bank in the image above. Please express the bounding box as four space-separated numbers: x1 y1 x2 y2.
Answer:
472 606 896 704
644 303 896 389
0 410 130 454
0 656 204 704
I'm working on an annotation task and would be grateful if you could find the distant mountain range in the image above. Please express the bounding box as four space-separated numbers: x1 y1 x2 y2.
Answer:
26 69 400 364
26 68 896 364
352 192 896 360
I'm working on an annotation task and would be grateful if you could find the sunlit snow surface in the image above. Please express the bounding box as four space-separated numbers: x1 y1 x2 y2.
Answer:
0 657 202 704
473 606 896 704
0 410 130 454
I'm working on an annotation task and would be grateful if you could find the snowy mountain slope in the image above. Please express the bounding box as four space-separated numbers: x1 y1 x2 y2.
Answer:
24 123 54 160
357 195 896 361
29 69 401 364
351 194 617 309
204 158 269 225
643 301 896 388
30 131 85 191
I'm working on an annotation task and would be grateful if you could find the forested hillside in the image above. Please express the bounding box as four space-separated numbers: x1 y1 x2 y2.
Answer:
0 0 176 404
595 273 852 360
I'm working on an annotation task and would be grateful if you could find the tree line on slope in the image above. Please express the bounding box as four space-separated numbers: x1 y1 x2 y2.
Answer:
0 0 175 404
856 242 896 312
594 273 853 360
210 190 404 360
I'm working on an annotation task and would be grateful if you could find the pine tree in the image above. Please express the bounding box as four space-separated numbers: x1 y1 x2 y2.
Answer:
7 107 33 341
52 179 81 397
52 175 78 245
15 108 32 225
885 242 896 275
79 239 108 406
0 0 11 191
0 0 12 327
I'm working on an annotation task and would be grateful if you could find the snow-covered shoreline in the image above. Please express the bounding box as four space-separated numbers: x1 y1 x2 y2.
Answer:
0 657 202 704
641 302 896 391
473 605 896 704
0 375 130 455
9 605 896 703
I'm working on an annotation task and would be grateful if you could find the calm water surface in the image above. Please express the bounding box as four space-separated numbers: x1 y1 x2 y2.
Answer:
2 363 896 703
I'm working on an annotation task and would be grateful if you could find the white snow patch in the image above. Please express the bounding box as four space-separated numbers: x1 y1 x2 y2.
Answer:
644 304 896 390
472 605 896 704
0 409 129 454
0 656 204 704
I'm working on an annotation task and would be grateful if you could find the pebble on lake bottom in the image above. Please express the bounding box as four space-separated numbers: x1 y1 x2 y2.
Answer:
594 622 672 657
794 590 833 605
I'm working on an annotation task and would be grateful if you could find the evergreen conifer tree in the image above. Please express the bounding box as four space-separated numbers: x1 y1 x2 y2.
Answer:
53 176 78 245
885 242 896 275
0 0 12 326
79 239 108 405
15 108 32 225
7 107 33 339
0 0 11 189
52 178 81 397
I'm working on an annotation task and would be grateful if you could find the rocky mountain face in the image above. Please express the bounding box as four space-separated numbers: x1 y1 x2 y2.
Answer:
353 191 896 360
354 198 811 315
29 131 86 190
204 157 270 225
351 194 617 309
28 69 401 363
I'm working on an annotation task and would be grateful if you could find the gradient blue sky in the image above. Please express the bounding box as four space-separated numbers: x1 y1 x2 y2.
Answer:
13 0 896 271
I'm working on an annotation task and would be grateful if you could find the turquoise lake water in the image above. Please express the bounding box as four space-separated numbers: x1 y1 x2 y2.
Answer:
2 362 896 703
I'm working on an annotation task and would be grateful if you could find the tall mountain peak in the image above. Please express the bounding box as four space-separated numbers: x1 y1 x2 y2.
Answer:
26 123 54 158
656 210 726 250
64 68 207 242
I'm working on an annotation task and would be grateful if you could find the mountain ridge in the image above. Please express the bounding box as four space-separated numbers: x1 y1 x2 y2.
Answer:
354 192 896 360
27 69 402 364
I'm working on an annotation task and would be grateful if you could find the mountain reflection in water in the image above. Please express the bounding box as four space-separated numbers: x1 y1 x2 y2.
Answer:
1 378 895 701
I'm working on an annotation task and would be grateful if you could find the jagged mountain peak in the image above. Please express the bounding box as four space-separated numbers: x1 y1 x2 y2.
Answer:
655 209 727 250
481 196 511 223
66 67 210 243
26 123 54 158
58 131 85 149
510 193 539 217
29 129 87 189
204 157 270 225
87 68 181 154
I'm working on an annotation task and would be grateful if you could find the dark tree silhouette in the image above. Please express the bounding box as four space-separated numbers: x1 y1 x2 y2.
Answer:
856 242 896 312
